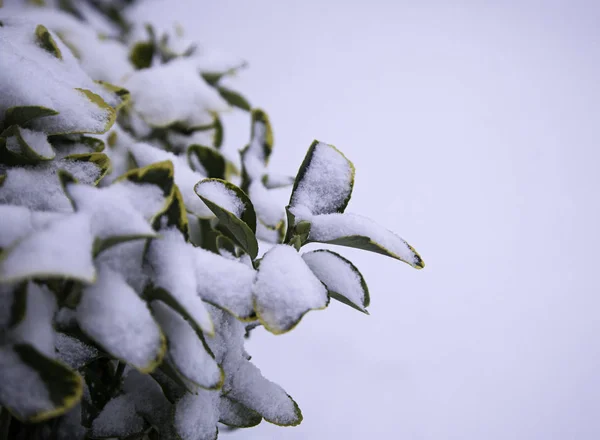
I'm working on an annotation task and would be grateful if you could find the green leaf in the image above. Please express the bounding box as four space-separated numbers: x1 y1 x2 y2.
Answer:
0 344 83 423
35 24 62 60
302 249 370 313
217 87 251 111
249 108 273 162
216 234 237 257
187 144 226 178
212 114 223 149
95 80 131 110
129 41 155 69
3 105 58 129
116 160 175 197
195 179 258 259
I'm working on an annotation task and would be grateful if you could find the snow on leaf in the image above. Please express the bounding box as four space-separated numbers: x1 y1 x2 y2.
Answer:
218 396 262 428
0 344 82 423
3 125 55 162
227 360 302 426
3 105 58 129
128 142 213 217
64 181 157 254
91 394 145 439
262 172 294 189
0 18 118 135
289 140 355 216
195 178 258 258
308 212 425 269
174 390 219 440
302 249 370 313
194 246 256 321
252 244 328 334
146 228 214 336
0 156 105 212
55 333 100 370
76 265 165 372
247 179 285 228
0 212 95 283
123 58 228 128
151 301 222 390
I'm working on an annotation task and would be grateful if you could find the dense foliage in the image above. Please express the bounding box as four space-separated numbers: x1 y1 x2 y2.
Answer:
0 1 424 439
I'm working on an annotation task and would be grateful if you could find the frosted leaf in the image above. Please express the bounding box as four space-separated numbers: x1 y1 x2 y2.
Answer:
76 264 165 372
65 182 157 250
129 142 213 217
302 250 370 313
228 360 302 426
9 283 57 357
263 172 294 189
123 58 228 128
204 305 246 367
0 157 104 212
0 212 95 283
290 141 354 216
218 396 262 428
248 180 284 227
194 246 256 320
0 344 82 422
94 240 149 294
174 390 219 440
195 178 258 258
256 220 281 244
151 301 222 389
5 126 55 160
55 333 100 370
308 212 425 268
195 180 244 218
91 394 145 438
0 346 52 421
0 18 116 134
244 110 273 170
147 228 213 335
109 179 167 220
252 244 328 334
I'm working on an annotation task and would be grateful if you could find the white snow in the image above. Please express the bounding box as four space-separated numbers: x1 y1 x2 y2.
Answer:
248 180 284 227
91 395 144 438
0 212 96 283
0 346 53 421
174 390 219 440
55 333 99 370
252 244 328 333
151 301 221 389
0 158 102 212
10 283 57 357
128 142 213 217
148 228 214 335
0 18 116 134
6 127 55 160
66 182 157 244
228 360 301 426
194 246 256 320
76 264 164 371
123 58 228 128
302 250 368 312
308 212 423 268
290 141 354 215
195 179 245 218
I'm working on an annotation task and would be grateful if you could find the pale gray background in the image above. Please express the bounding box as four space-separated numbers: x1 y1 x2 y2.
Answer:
148 1 599 438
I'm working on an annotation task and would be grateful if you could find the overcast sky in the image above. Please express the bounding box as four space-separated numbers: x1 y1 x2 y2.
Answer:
149 1 600 438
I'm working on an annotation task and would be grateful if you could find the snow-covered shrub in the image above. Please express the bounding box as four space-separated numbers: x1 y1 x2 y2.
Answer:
0 1 424 439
